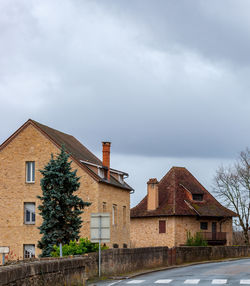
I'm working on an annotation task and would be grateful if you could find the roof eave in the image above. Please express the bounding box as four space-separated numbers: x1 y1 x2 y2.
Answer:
99 179 133 191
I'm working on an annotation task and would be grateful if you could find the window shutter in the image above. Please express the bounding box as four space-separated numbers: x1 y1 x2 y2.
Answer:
159 220 166 233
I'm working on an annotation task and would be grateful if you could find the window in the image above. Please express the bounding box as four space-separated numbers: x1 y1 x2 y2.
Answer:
118 174 124 184
112 204 117 226
159 220 166 233
24 203 35 224
192 194 203 201
102 202 107 212
99 167 108 180
98 168 104 178
26 161 35 183
103 169 108 180
123 206 126 225
24 244 35 258
200 222 208 230
113 243 119 248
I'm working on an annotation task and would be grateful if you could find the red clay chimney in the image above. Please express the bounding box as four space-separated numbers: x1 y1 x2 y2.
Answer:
102 142 111 180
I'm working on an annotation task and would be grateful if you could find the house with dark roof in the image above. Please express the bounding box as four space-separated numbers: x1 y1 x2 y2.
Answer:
0 119 133 259
130 167 236 248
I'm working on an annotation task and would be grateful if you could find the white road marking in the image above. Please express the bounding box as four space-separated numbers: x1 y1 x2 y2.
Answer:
184 279 200 284
121 278 250 285
127 280 145 284
108 281 122 286
154 279 173 284
212 280 227 284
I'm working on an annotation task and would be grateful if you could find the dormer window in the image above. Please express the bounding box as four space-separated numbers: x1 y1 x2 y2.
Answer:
98 168 104 178
103 169 108 180
192 194 203 201
98 167 108 180
118 174 124 184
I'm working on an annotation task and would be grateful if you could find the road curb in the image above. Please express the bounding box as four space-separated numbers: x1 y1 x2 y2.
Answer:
122 256 250 279
87 256 250 285
87 257 250 286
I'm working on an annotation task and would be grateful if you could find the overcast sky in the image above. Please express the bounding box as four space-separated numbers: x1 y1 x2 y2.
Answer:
1 0 250 206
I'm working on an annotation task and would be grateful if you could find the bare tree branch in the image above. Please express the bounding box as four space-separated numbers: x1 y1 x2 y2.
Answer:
213 148 250 245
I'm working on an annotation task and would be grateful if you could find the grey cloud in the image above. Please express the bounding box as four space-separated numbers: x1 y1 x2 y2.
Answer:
0 0 250 161
97 0 250 66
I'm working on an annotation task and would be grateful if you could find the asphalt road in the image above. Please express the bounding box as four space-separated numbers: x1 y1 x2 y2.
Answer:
89 258 250 286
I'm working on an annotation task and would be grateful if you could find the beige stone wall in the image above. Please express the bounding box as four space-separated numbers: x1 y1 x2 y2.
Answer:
130 217 175 248
98 184 130 248
0 124 130 260
131 216 233 248
222 218 233 246
175 217 233 246
174 216 233 246
0 124 56 259
175 216 201 246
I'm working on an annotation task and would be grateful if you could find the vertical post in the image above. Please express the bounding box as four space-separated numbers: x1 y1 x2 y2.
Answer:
2 254 5 265
99 215 102 277
60 243 62 257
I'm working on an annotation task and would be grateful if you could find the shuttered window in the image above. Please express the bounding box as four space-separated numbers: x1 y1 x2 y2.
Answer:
112 204 117 225
123 206 126 225
159 220 166 233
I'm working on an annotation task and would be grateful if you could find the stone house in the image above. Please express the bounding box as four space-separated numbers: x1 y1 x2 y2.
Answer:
130 167 236 248
0 119 133 259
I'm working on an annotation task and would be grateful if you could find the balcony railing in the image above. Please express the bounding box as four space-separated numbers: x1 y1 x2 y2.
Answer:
201 232 227 241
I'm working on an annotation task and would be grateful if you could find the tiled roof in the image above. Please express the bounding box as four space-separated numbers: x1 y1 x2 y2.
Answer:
31 120 102 165
0 119 133 191
131 167 237 218
30 120 133 191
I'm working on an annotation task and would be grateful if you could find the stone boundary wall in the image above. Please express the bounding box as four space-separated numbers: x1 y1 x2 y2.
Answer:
101 247 168 275
0 256 97 286
0 246 250 285
175 246 250 265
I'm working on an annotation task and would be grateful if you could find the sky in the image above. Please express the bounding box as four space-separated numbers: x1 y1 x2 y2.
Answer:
1 0 250 206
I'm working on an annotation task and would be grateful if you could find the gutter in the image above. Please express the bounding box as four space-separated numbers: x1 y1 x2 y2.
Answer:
80 160 102 168
80 160 129 176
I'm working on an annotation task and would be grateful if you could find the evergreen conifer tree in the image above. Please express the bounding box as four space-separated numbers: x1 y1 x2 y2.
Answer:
37 147 90 257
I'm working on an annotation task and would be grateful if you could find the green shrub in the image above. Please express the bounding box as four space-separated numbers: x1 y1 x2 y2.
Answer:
51 238 108 257
186 231 208 246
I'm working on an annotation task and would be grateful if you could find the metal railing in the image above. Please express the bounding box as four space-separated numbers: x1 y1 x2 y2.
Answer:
201 232 227 241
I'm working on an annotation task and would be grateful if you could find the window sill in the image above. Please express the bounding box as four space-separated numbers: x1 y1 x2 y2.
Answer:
25 181 35 184
24 223 36 225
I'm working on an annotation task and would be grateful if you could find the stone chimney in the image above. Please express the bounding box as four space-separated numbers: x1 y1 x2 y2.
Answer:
102 142 111 180
147 178 159 211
